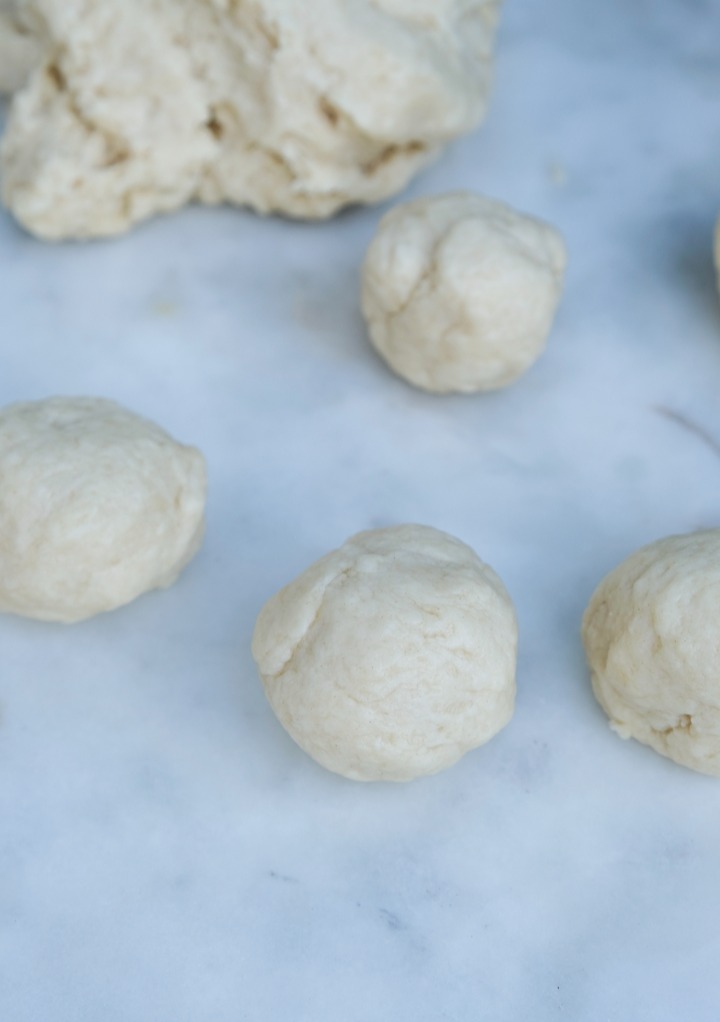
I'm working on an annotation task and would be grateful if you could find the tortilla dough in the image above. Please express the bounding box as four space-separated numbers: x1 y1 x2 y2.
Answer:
0 396 207 623
1 0 500 239
582 530 720 776
361 192 566 393
252 524 517 781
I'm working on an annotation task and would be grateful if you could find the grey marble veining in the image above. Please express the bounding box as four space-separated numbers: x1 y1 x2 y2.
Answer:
2 1 720 1019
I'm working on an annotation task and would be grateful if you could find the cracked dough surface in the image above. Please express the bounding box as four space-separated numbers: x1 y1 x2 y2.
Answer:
361 191 566 393
252 524 517 782
0 396 207 623
582 530 720 776
1 0 500 239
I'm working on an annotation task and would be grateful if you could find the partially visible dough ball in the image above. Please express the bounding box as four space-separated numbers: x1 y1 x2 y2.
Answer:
1 0 501 239
582 530 720 776
252 524 517 782
361 192 567 393
0 396 207 622
0 0 43 94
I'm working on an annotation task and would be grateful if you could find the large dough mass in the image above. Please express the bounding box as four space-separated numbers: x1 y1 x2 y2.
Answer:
1 0 501 239
252 524 517 781
0 396 207 622
582 530 720 776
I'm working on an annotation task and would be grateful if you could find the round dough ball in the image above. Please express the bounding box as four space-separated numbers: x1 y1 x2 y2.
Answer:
0 396 207 622
361 192 567 393
252 524 517 782
582 530 720 776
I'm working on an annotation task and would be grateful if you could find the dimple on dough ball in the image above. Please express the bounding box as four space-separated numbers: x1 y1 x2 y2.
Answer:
252 524 517 782
1 0 501 239
582 530 720 776
0 396 207 623
361 191 567 393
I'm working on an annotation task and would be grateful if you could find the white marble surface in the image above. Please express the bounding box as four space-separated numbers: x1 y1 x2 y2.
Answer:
2 2 720 1019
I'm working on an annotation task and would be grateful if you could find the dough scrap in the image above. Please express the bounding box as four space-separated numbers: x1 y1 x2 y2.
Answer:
1 0 501 239
252 524 517 782
0 396 207 622
361 191 566 393
582 530 720 776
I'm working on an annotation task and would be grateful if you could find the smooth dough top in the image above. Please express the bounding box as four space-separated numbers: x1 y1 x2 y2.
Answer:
253 524 517 782
582 530 720 776
0 396 207 622
361 191 567 393
2 0 501 238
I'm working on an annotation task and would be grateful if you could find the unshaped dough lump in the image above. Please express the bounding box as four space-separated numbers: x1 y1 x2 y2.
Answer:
0 397 206 623
361 191 567 393
1 0 501 240
252 524 517 782
582 530 720 776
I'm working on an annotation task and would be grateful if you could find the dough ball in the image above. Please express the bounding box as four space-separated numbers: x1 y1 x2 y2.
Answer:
252 524 517 782
1 0 501 239
361 192 567 393
0 396 207 623
582 530 720 776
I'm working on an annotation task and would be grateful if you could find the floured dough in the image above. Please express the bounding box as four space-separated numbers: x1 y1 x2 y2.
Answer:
0 396 207 622
1 0 501 239
361 191 566 393
0 0 43 94
582 530 720 776
252 524 517 781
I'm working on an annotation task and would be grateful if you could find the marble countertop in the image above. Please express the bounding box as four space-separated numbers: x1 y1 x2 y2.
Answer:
2 2 720 1019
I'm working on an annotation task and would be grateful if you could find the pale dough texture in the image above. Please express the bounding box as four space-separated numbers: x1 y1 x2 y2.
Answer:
0 0 43 94
0 397 207 622
252 524 517 782
1 0 501 239
582 530 720 776
361 191 566 393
